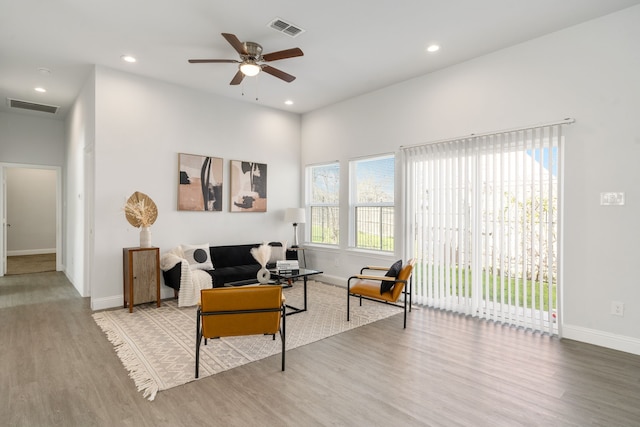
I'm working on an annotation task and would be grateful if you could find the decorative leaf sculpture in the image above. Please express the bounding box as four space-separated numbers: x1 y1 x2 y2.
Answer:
124 191 158 228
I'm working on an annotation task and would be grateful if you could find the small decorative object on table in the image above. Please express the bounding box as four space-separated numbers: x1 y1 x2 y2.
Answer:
276 259 299 274
124 191 158 248
250 243 272 283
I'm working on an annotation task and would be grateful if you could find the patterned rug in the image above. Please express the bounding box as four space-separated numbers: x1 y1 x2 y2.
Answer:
93 281 403 400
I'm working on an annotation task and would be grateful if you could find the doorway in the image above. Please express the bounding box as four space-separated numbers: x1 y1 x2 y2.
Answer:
1 164 62 276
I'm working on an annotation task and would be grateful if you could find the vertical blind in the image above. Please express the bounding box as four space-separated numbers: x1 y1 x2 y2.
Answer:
402 120 572 335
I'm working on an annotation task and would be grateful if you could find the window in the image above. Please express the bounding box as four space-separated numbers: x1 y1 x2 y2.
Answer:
350 155 395 251
307 163 340 245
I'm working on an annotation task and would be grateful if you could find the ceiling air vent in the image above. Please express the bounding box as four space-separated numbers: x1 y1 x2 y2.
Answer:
7 98 59 114
268 17 305 38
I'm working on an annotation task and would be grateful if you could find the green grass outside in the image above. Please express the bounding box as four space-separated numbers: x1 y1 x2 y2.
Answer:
356 231 394 252
311 227 395 251
415 264 556 312
311 225 339 245
312 228 555 312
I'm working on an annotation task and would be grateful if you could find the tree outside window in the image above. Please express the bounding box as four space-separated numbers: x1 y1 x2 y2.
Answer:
307 163 340 245
351 155 394 251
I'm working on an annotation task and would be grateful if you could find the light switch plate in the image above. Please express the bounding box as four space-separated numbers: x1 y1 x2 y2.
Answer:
600 192 625 206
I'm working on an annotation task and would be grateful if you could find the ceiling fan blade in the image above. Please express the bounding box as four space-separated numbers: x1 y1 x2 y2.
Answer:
230 70 245 85
262 48 304 62
188 59 239 63
262 65 296 83
222 33 248 55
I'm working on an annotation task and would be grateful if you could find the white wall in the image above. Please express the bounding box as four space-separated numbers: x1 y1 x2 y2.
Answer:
90 66 301 309
65 70 95 296
6 168 56 254
301 6 640 354
0 112 65 166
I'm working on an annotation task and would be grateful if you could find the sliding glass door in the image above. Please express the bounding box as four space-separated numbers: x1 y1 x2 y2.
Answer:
403 123 568 335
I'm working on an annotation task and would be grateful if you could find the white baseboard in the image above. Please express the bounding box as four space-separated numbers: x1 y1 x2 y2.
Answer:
560 324 640 356
91 295 124 311
91 287 176 311
316 273 347 288
7 248 56 256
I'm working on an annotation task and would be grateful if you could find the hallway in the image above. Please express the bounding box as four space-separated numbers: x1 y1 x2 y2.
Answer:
5 253 56 275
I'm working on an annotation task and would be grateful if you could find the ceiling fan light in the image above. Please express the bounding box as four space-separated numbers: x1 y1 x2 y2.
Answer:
240 61 261 77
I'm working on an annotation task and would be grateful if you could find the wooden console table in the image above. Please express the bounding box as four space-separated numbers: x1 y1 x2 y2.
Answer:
123 247 161 313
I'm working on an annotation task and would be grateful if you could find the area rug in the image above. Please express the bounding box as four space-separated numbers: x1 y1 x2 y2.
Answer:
93 281 403 400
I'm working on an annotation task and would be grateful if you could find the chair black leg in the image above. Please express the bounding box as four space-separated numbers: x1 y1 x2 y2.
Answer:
281 306 286 371
347 289 351 322
196 338 201 378
196 309 202 378
403 292 407 329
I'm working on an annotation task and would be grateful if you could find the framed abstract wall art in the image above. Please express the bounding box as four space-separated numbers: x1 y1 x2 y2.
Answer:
230 160 267 212
178 153 223 211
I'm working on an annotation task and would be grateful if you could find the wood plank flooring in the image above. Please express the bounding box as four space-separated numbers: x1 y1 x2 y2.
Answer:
6 253 56 275
1 272 640 426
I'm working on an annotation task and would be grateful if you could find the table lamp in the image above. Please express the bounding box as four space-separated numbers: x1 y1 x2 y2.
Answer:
285 208 306 247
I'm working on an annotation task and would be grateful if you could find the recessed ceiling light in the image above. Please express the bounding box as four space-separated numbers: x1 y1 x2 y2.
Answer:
37 67 51 75
426 44 440 53
34 87 46 93
284 100 294 105
121 55 137 63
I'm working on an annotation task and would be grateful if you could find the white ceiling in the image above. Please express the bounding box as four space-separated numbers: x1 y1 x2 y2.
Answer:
2 0 639 119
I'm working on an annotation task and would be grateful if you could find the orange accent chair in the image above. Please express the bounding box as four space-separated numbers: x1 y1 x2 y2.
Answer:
196 285 286 378
347 259 415 328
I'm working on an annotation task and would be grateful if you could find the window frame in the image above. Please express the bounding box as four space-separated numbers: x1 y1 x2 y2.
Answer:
348 153 395 252
305 162 340 246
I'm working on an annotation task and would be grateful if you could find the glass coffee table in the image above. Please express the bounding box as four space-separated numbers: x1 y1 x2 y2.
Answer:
270 268 322 315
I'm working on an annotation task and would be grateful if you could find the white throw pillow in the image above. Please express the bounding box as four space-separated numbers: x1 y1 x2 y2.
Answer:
182 243 214 271
268 241 288 264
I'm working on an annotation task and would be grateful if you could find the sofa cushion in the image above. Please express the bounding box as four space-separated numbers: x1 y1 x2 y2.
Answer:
212 265 262 286
182 243 214 271
211 244 258 268
268 241 288 264
381 259 402 294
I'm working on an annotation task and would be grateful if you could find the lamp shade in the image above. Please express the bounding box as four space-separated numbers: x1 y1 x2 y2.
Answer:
285 208 306 224
239 61 261 77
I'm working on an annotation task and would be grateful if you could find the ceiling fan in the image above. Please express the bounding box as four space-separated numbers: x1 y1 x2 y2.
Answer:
188 33 304 85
